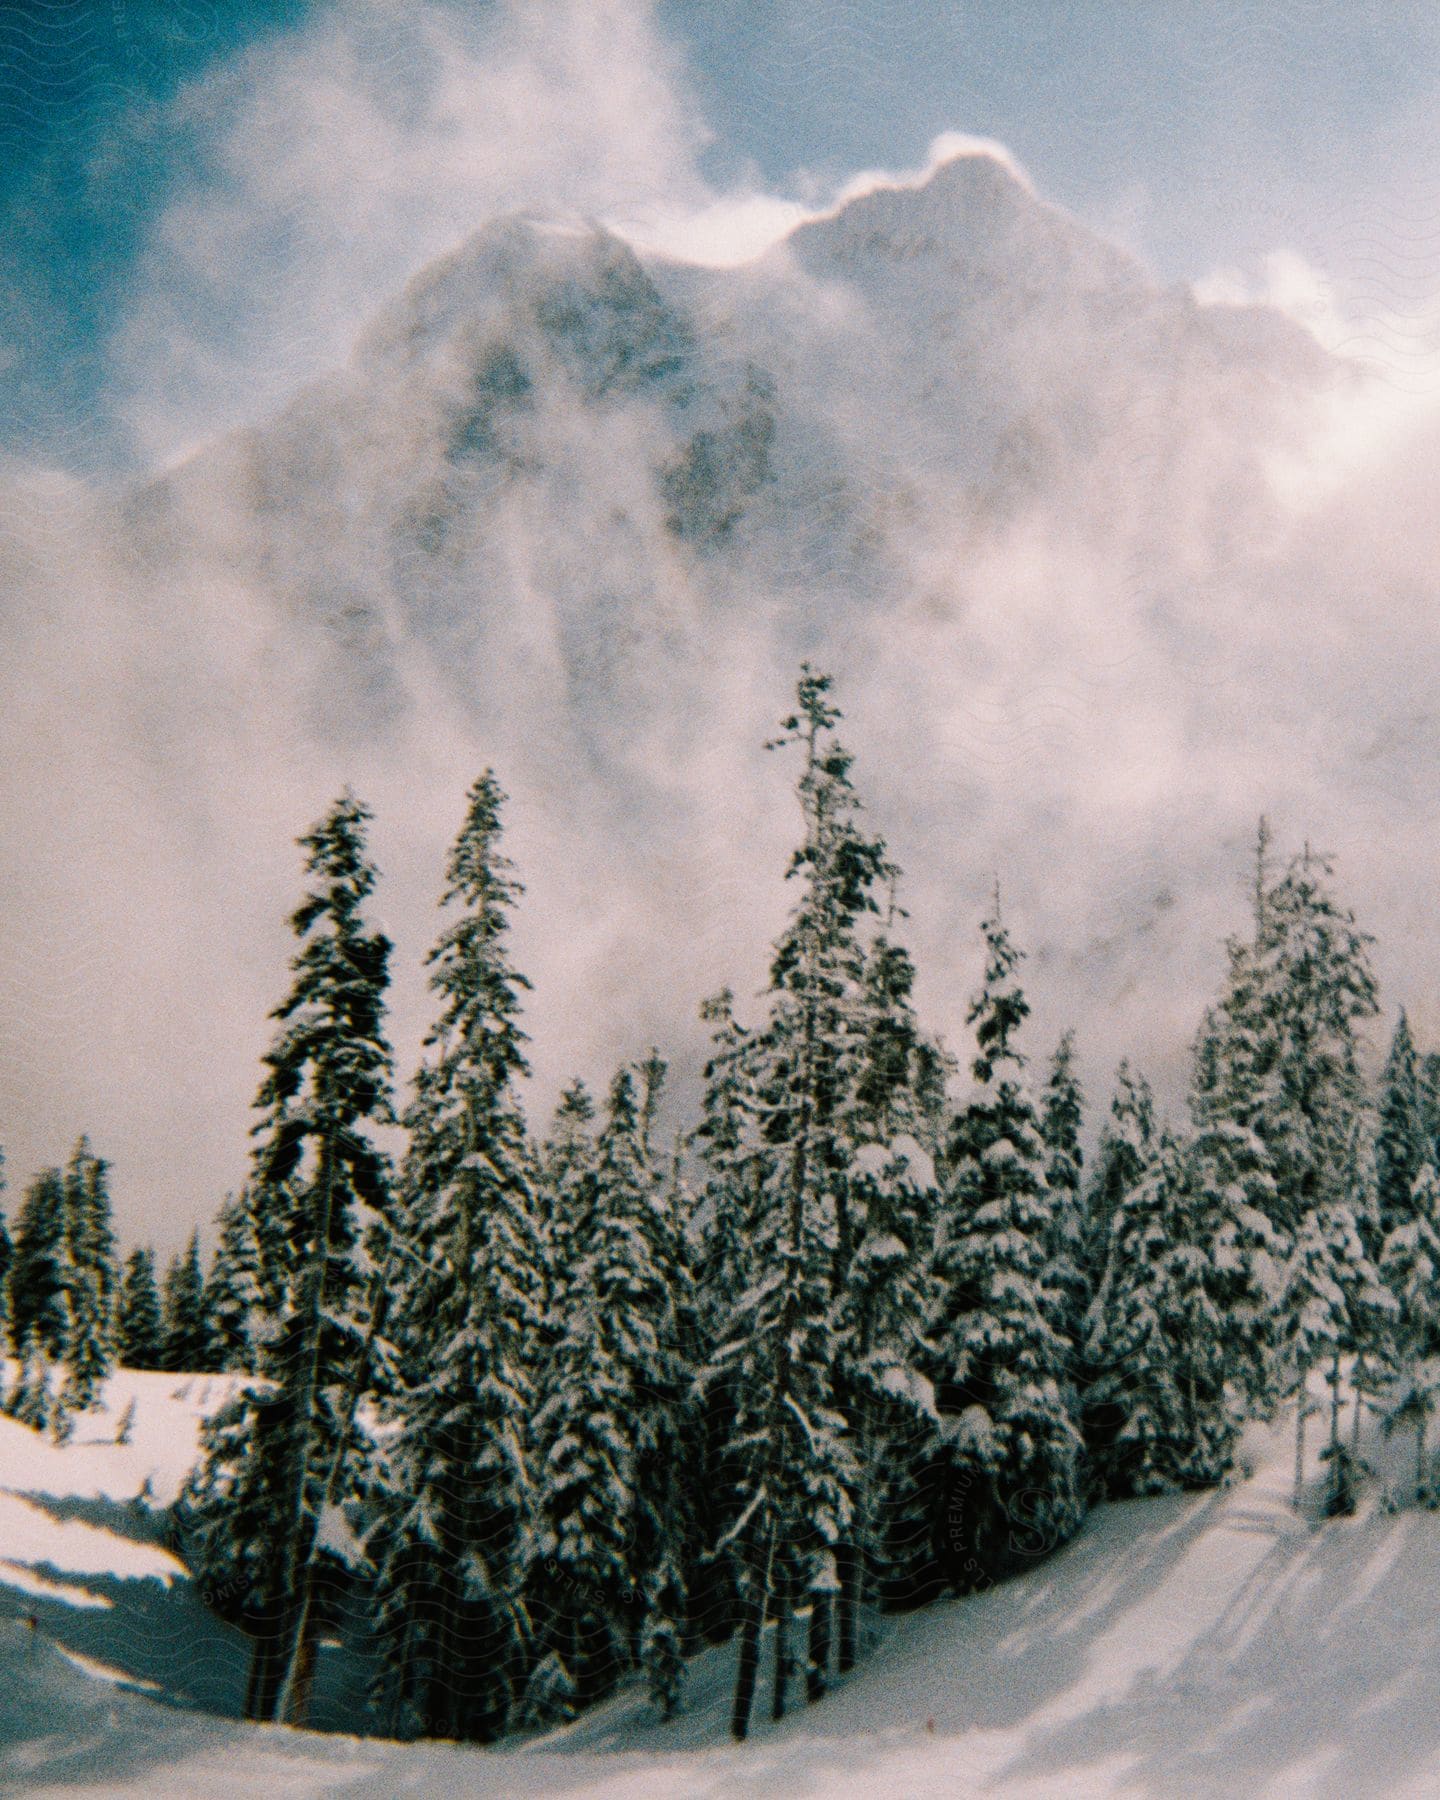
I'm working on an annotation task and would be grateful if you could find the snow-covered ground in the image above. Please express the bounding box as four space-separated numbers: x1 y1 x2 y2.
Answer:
4 1369 1440 1797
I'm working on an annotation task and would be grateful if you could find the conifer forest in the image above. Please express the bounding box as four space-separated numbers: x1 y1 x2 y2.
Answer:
1 665 1430 1747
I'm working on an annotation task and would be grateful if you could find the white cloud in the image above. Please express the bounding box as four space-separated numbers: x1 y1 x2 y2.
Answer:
107 0 711 466
9 0 1440 1257
833 130 1035 206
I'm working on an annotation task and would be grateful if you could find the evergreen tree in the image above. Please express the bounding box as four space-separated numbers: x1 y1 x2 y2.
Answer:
186 791 395 1726
1376 1013 1429 1245
203 1192 267 1374
371 771 540 1743
533 1080 598 1346
6 1326 53 1431
1040 1032 1088 1364
118 1249 165 1370
928 900 1084 1591
9 1168 72 1359
1085 1127 1236 1495
693 992 765 1341
714 670 887 1740
642 1121 699 1721
1188 823 1286 1411
835 930 941 1657
525 1066 691 1724
1261 848 1378 1231
1380 1162 1440 1502
161 1233 209 1373
690 989 765 1648
58 1138 118 1411
1190 833 1378 1415
1084 1061 1155 1290
1340 1117 1393 1464
1281 1154 1387 1513
1421 1052 1440 1155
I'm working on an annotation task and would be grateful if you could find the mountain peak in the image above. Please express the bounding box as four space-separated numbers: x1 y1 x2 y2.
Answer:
783 146 1143 299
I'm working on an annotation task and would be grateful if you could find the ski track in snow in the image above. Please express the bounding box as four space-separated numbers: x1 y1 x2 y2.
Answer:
3 1367 1440 1796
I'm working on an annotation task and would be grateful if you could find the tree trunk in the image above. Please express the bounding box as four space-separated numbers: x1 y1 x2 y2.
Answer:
730 1589 764 1742
1326 1350 1344 1514
807 1588 831 1703
730 1521 776 1742
249 1596 291 1723
283 1621 319 1727
836 1541 859 1675
770 1568 791 1722
1351 1355 1365 1460
1293 1367 1308 1510
244 1606 281 1722
1417 1410 1428 1502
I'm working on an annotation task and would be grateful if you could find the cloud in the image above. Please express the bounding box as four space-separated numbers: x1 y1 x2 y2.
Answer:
619 130 1033 269
106 0 711 466
9 0 1440 1261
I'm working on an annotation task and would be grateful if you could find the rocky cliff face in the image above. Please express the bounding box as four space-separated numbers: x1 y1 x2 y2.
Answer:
124 149 1329 771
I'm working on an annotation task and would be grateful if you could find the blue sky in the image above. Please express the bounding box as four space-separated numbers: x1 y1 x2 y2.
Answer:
3 0 1439 469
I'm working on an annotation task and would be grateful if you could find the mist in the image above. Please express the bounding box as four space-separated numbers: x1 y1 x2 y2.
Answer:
3 0 1440 1257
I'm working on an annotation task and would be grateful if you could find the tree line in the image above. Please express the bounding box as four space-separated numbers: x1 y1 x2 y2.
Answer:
4 669 1437 1743
0 1141 215 1434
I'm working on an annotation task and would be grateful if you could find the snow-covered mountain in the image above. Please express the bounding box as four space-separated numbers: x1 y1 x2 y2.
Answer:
5 146 1418 1239
127 148 1328 764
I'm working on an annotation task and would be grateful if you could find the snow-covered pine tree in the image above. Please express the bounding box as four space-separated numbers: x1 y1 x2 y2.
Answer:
1262 847 1378 1224
161 1232 209 1373
370 770 541 1744
929 899 1084 1590
1279 1140 1386 1511
1040 1031 1088 1367
259 792 396 1724
1191 832 1378 1418
118 1248 165 1370
186 791 395 1726
6 1325 53 1430
693 991 764 1344
1083 1061 1156 1298
56 1138 118 1412
1082 1065 1158 1483
1421 1052 1440 1155
627 1052 696 1721
1260 847 1380 1450
203 1192 267 1374
714 670 886 1740
1340 1117 1393 1472
1348 1016 1424 1448
525 1064 691 1725
1187 826 1290 1415
1379 1161 1440 1503
1084 1125 1235 1496
9 1167 72 1359
690 988 765 1647
835 928 941 1661
1376 1013 1430 1247
532 1080 598 1352
642 1114 700 1721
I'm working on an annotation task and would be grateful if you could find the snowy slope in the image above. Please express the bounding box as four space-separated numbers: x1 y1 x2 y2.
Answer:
6 1371 1440 1797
